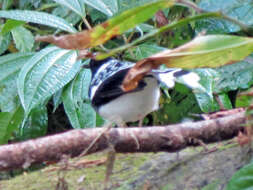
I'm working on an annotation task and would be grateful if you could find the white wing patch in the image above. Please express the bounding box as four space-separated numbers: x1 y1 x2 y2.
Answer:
176 72 201 89
151 69 203 91
151 69 182 88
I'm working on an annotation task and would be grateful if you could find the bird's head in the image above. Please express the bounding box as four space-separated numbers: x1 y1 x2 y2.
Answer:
83 58 113 77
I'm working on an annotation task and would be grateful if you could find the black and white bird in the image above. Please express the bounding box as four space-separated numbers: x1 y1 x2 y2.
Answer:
88 57 201 125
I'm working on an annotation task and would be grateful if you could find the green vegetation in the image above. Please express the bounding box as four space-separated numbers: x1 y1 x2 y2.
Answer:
0 0 252 189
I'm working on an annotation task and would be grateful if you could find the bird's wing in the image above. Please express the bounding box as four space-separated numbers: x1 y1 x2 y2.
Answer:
91 68 146 107
151 68 201 90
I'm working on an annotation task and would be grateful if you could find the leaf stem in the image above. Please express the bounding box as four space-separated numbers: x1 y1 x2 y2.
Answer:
24 24 52 35
96 12 221 60
221 13 252 33
82 17 92 30
36 3 58 11
179 0 252 33
96 8 253 60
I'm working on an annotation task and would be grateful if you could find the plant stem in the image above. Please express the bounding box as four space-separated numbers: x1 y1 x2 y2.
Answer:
36 3 58 11
96 12 221 60
221 13 251 33
179 0 252 33
96 9 253 60
82 17 92 30
24 24 52 35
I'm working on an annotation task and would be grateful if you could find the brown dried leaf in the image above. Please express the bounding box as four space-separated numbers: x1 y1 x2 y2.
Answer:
35 0 174 50
122 58 161 91
35 30 92 50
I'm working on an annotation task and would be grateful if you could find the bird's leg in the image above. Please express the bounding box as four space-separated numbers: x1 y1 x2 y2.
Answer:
78 122 113 158
138 117 144 127
129 115 145 149
104 143 116 189
138 113 146 127
104 118 125 189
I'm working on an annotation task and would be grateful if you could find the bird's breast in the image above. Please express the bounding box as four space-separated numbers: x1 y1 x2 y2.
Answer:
98 77 160 123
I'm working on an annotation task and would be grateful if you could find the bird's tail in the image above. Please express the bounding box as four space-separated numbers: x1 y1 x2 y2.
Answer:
151 69 203 91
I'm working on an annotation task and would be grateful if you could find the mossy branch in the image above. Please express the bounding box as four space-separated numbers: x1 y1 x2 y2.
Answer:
0 110 246 171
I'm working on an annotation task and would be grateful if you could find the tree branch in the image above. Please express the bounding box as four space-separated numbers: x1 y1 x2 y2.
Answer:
0 111 246 171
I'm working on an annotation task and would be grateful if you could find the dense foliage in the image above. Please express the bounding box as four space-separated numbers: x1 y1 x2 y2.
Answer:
0 0 252 188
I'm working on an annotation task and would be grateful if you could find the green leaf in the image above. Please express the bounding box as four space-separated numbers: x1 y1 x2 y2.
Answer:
0 10 76 33
86 0 173 46
153 86 201 124
193 69 218 113
52 6 82 27
1 19 25 35
0 106 24 144
0 32 11 55
226 163 253 190
11 25 34 52
121 35 253 92
197 0 253 33
18 106 48 140
53 88 63 112
0 52 34 112
236 88 253 108
217 93 232 109
154 35 253 69
117 0 154 13
62 67 98 128
191 70 232 112
0 52 34 82
81 0 118 16
53 0 85 17
124 43 167 60
17 46 82 115
96 12 222 60
1 0 13 10
214 55 253 93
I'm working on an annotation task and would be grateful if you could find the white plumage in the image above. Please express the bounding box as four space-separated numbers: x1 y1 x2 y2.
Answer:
98 77 160 123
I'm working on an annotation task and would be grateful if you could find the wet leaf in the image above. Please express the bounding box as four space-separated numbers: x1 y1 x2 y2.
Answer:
0 10 76 33
226 163 253 190
36 0 175 49
17 46 82 115
81 0 118 16
124 43 167 60
0 106 24 144
214 54 253 93
52 5 82 27
0 32 11 55
53 0 85 17
53 89 63 112
193 69 218 112
1 19 25 35
236 87 253 108
197 0 253 34
153 86 201 124
18 106 48 140
122 35 253 91
62 67 100 128
0 52 34 112
11 25 34 52
117 0 155 13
